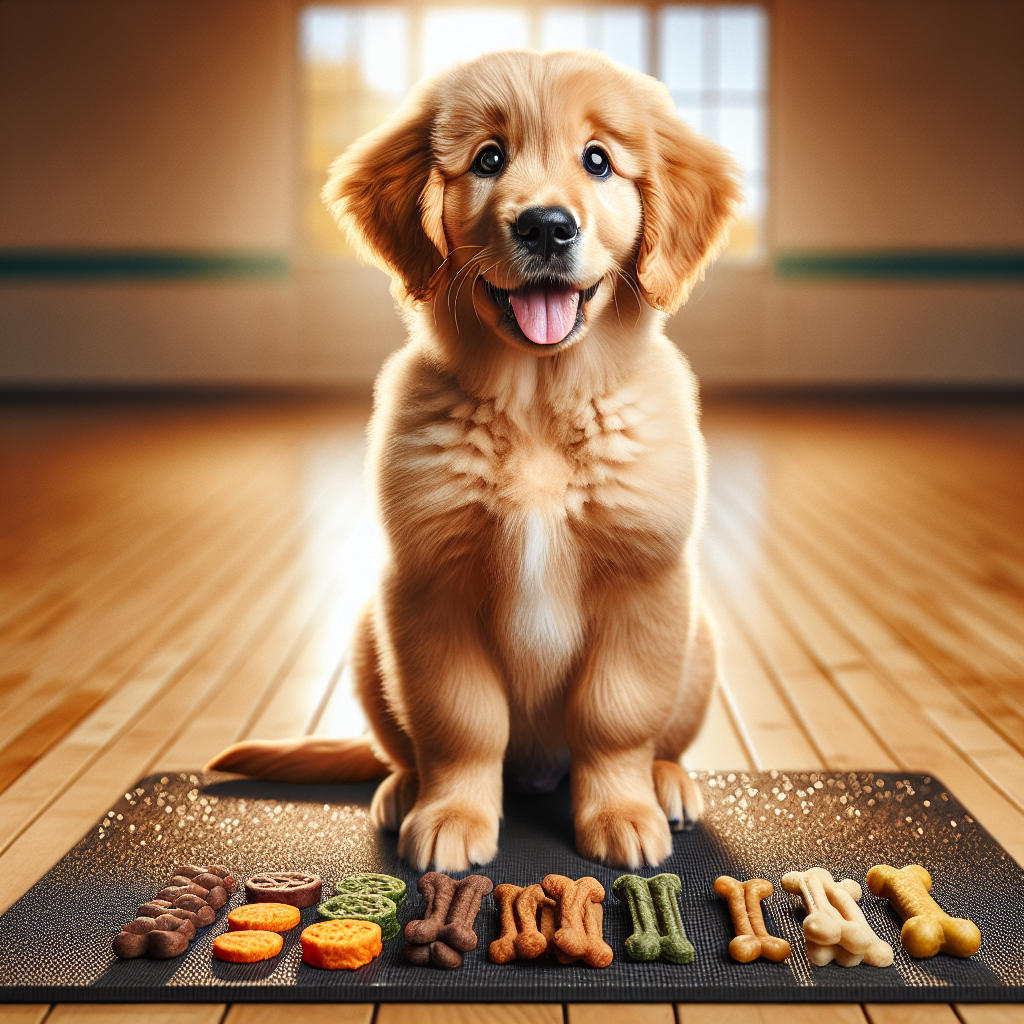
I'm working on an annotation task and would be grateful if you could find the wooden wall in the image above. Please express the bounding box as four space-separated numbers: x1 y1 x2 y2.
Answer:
1 0 1022 387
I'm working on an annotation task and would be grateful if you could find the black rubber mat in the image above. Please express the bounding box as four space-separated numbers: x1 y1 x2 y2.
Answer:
0 770 1020 1003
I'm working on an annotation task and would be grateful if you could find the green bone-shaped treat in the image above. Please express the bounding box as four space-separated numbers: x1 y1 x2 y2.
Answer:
317 892 399 940
613 874 694 964
335 872 407 907
648 873 694 964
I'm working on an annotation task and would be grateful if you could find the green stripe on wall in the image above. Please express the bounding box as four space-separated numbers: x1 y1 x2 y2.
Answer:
0 250 290 280
775 249 1024 280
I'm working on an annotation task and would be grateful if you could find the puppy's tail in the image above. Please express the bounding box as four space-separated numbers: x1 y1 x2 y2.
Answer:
204 735 392 784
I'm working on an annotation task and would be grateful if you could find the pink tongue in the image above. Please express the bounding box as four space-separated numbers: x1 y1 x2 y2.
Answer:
509 285 579 345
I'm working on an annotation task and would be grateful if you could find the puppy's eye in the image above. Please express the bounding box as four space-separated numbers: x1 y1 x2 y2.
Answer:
583 145 611 178
472 145 505 177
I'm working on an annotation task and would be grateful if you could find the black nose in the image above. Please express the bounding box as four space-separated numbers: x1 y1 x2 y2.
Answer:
514 206 578 260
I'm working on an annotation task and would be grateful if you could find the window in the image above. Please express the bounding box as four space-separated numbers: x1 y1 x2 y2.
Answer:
301 4 767 261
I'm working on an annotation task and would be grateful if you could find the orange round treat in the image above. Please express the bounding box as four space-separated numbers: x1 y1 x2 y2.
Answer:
300 919 382 970
212 930 284 963
227 903 301 933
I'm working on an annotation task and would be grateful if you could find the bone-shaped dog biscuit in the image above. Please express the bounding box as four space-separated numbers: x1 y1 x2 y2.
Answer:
542 874 614 968
514 884 557 959
866 864 980 959
613 873 695 964
713 876 791 963
489 883 522 964
782 868 893 968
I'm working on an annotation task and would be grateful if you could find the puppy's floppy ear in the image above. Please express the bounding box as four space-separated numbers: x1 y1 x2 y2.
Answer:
636 98 743 314
322 84 447 302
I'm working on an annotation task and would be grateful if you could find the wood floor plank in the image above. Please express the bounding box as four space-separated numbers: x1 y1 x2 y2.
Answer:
954 1006 1024 1024
569 1006 675 1024
677 1005 867 1024
46 1007 225 1024
863 1006 960 1024
377 1006 562 1024
0 1008 51 1024
224 1006 374 1024
682 684 753 772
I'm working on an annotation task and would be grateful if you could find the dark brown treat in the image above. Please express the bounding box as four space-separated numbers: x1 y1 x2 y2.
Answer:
165 908 198 925
167 875 196 887
437 874 493 952
222 876 237 894
404 872 457 944
173 864 206 878
402 942 431 965
138 900 172 917
147 929 190 958
124 917 159 934
206 864 231 878
196 906 216 927
244 871 322 909
202 885 228 910
193 872 224 892
155 914 195 941
157 883 210 901
429 941 463 969
113 931 150 958
171 893 209 914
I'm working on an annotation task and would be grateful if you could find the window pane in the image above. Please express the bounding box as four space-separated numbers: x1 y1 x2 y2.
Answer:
660 7 702 92
718 105 764 177
541 8 589 51
363 10 409 97
717 7 765 94
421 9 529 79
598 8 648 74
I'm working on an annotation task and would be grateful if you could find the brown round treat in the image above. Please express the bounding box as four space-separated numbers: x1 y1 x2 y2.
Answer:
168 875 194 887
113 931 150 958
206 864 231 878
222 876 237 894
245 872 322 909
173 864 205 878
124 917 158 935
147 929 189 958
193 872 224 892
203 885 228 910
138 900 171 917
166 908 198 924
172 894 210 915
158 883 210 901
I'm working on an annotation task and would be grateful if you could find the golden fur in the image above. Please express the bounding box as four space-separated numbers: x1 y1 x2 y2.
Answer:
209 50 741 870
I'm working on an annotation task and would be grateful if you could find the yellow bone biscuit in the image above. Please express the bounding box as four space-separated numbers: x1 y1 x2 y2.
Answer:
713 876 791 963
866 864 981 959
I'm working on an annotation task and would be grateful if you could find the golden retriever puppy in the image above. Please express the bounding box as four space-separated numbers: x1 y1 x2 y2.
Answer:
209 49 741 871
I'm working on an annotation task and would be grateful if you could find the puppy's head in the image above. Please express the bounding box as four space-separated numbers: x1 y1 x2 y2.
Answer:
324 50 741 355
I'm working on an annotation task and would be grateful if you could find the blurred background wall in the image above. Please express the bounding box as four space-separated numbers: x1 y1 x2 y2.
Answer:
1 0 1022 390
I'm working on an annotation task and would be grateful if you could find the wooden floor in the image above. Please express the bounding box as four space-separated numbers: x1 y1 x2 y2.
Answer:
0 394 1021 1024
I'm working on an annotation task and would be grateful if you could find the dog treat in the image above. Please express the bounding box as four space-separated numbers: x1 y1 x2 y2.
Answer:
335 872 407 907
317 892 399 941
437 874 494 952
514 884 557 959
228 903 301 933
866 864 981 959
489 883 523 964
543 874 614 968
404 872 458 944
714 876 791 963
246 871 322 909
613 874 693 965
301 919 383 970
782 868 893 968
114 865 229 959
213 930 284 963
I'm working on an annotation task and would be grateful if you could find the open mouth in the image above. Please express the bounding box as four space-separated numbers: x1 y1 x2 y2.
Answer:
483 278 600 346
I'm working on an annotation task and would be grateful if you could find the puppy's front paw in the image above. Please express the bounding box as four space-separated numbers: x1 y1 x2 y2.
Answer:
653 759 703 831
371 771 418 831
574 801 673 869
398 801 498 872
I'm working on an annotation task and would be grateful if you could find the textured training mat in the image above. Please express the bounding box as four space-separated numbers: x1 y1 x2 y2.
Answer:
0 769 1021 1003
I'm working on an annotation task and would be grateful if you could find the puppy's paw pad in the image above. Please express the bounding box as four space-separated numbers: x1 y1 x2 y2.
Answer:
653 759 703 831
575 802 673 869
371 771 418 831
398 802 498 872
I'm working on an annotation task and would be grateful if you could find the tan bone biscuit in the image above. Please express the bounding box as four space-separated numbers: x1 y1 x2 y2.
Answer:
866 864 981 959
713 876 791 963
514 883 556 959
782 868 892 968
